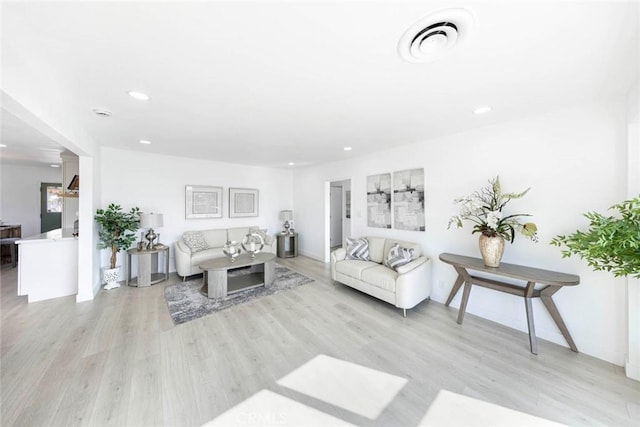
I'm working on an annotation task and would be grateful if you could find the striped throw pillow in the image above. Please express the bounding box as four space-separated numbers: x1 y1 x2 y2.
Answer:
345 237 370 261
384 243 414 271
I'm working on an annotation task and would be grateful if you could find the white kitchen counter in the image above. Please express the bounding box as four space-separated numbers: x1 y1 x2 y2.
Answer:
16 228 78 302
16 227 77 243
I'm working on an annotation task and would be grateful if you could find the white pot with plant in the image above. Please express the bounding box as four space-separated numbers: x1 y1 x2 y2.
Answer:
95 203 141 290
447 176 539 267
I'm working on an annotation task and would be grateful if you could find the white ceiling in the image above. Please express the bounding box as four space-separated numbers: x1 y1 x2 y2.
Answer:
0 108 66 167
1 1 639 168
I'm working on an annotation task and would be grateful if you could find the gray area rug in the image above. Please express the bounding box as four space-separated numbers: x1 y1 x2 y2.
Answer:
165 263 314 325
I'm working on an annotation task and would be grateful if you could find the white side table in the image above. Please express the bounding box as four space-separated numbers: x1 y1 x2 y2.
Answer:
126 245 169 287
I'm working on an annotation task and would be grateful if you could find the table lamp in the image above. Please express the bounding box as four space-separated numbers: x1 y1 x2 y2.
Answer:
279 210 293 234
140 213 163 249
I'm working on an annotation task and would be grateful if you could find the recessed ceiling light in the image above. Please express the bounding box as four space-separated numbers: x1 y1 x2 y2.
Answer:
0 144 6 148
127 91 150 101
139 140 152 145
473 106 492 115
288 162 295 166
50 164 60 168
344 147 352 151
92 108 112 117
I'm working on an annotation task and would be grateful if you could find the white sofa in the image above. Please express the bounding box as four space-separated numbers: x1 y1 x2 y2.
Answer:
174 226 276 280
330 237 431 316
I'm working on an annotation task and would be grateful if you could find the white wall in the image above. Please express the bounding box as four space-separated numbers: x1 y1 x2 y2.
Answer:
100 147 293 277
0 163 62 237
293 96 628 365
625 78 639 379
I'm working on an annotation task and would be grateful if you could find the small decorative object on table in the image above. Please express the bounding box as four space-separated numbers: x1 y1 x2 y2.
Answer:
279 210 293 234
140 213 164 250
242 232 264 258
222 241 242 262
447 176 538 267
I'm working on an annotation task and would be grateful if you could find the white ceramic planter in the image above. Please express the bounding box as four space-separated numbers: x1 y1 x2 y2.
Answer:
102 266 121 290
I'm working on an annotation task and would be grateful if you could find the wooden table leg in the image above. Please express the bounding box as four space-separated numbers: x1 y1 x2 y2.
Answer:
540 286 578 352
524 281 537 354
445 274 465 306
451 266 475 325
457 282 473 324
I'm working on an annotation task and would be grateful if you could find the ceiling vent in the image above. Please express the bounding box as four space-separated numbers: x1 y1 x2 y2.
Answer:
398 9 474 63
92 108 112 117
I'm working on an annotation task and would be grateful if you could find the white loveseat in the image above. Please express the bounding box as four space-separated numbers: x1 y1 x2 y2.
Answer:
174 226 276 280
330 237 431 316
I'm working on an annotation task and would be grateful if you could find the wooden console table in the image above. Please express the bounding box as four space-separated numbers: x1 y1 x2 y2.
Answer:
439 253 580 354
126 245 169 287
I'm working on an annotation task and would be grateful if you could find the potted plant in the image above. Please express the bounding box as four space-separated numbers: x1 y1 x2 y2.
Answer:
447 176 538 267
551 197 640 278
95 203 141 289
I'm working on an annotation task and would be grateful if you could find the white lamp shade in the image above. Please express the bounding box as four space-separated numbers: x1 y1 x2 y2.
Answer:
279 210 293 221
140 213 163 228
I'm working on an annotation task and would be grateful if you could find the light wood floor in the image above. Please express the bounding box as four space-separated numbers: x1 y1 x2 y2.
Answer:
1 257 639 426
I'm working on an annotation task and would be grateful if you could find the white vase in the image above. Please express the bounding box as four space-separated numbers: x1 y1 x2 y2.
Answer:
102 266 121 290
479 235 505 267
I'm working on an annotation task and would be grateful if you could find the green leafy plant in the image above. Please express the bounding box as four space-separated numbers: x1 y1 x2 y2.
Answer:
551 197 640 279
95 203 141 269
448 176 538 243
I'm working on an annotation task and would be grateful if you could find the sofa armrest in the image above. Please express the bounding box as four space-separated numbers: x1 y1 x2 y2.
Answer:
395 257 432 310
173 240 192 278
330 248 347 281
331 248 346 262
395 256 427 275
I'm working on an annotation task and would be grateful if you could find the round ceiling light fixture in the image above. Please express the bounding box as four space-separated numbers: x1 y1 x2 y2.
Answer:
398 8 474 63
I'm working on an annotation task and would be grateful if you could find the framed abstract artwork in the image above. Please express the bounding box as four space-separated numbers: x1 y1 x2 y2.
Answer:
393 168 425 231
367 173 391 228
229 187 259 217
185 185 223 219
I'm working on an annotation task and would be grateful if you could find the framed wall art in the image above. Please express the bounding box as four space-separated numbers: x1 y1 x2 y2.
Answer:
185 185 223 219
367 173 391 228
393 168 425 231
229 187 259 218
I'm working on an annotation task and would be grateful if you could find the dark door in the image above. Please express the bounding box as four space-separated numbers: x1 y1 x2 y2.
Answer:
41 182 62 233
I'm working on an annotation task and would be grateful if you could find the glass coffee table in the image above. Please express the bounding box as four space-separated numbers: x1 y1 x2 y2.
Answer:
199 252 275 298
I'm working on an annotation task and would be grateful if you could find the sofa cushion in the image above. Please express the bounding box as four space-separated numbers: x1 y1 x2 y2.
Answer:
335 259 379 279
345 237 370 261
201 229 228 248
384 243 415 271
227 227 252 243
366 237 386 264
361 265 398 292
383 239 422 260
182 232 208 253
191 248 225 265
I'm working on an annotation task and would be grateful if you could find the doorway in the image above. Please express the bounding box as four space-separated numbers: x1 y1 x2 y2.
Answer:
327 179 352 260
41 182 62 233
330 186 343 250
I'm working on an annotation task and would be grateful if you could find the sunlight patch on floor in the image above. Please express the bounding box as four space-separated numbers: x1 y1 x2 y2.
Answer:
203 389 356 427
418 390 566 427
276 354 407 420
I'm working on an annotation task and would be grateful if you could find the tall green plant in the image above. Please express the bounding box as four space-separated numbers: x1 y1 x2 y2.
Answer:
550 197 640 279
95 204 141 269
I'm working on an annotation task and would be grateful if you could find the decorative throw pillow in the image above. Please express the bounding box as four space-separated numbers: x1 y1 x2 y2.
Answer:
182 232 208 253
345 237 370 261
249 228 269 244
384 243 414 271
